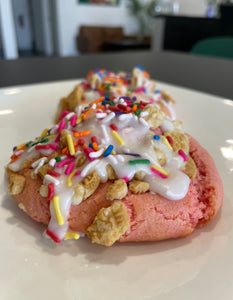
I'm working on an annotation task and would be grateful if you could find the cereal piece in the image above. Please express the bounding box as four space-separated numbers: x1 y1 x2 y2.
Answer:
182 155 197 180
72 183 85 205
87 201 130 246
142 104 165 129
106 164 117 180
134 171 146 180
83 170 100 200
38 164 52 180
20 159 31 170
106 179 128 201
161 90 175 104
129 180 149 194
164 131 189 153
30 171 38 179
39 184 48 198
60 129 69 148
172 119 183 130
76 155 86 168
8 174 26 195
154 147 166 166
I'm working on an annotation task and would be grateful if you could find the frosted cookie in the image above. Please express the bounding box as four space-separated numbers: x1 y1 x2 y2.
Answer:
6 91 223 246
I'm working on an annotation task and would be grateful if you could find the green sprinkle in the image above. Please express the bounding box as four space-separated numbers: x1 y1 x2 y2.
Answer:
31 138 49 147
26 141 33 148
55 157 61 162
106 83 111 90
128 159 150 165
84 106 90 110
130 102 140 107
134 109 142 116
109 100 114 106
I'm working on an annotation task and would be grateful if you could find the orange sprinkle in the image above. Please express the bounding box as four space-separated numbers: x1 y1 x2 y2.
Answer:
143 71 150 78
73 130 92 138
104 77 124 84
89 96 105 107
62 147 68 154
96 105 105 110
17 144 27 151
81 100 88 105
83 143 88 148
82 108 94 120
87 70 94 77
9 156 20 164
92 142 99 151
131 105 138 112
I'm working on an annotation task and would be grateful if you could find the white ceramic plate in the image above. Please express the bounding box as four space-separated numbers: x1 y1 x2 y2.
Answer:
0 80 233 300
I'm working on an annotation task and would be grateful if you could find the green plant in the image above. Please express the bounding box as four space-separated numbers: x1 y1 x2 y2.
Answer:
127 0 157 39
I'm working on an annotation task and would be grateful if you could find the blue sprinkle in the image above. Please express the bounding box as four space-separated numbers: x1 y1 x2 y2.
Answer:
136 65 145 71
153 135 160 140
13 146 17 152
132 97 137 102
89 143 93 149
102 100 108 105
103 145 114 157
104 95 109 100
112 82 117 86
114 111 126 116
122 153 141 157
155 90 160 94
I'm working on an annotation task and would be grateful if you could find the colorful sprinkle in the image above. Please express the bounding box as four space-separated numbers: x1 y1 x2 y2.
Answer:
64 232 80 240
70 114 77 126
47 169 61 177
56 157 75 168
166 135 173 146
47 182 55 200
66 168 78 187
110 123 118 131
66 134 75 156
73 130 91 138
161 136 173 151
40 128 48 138
59 110 69 120
58 120 66 133
111 130 125 145
178 149 189 162
46 229 62 243
128 159 150 165
151 164 169 177
103 145 114 157
65 162 75 175
52 196 64 226
153 135 160 140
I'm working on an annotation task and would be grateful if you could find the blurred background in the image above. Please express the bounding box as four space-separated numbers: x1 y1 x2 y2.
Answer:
0 0 233 60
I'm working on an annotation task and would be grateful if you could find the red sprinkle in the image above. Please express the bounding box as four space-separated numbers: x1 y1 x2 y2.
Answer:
47 169 61 178
110 124 118 131
78 139 85 146
47 182 55 200
75 170 81 176
58 120 66 133
35 144 58 151
122 176 130 183
91 136 97 143
108 106 122 112
65 162 75 175
46 229 62 243
166 136 173 146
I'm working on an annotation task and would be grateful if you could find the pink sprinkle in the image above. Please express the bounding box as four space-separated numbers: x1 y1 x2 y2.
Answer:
59 110 69 121
56 157 75 168
75 170 81 176
55 132 61 143
65 162 75 175
135 86 145 94
49 144 58 151
58 120 65 133
15 149 24 156
151 168 167 179
122 176 130 183
83 147 95 161
70 114 77 126
178 149 189 162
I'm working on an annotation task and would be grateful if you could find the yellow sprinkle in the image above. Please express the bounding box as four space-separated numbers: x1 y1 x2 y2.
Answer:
64 232 80 240
76 115 83 125
46 134 56 140
111 150 116 155
111 130 125 145
161 136 173 151
40 128 48 138
17 143 26 150
66 134 75 156
151 164 170 177
66 168 77 187
52 196 64 226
